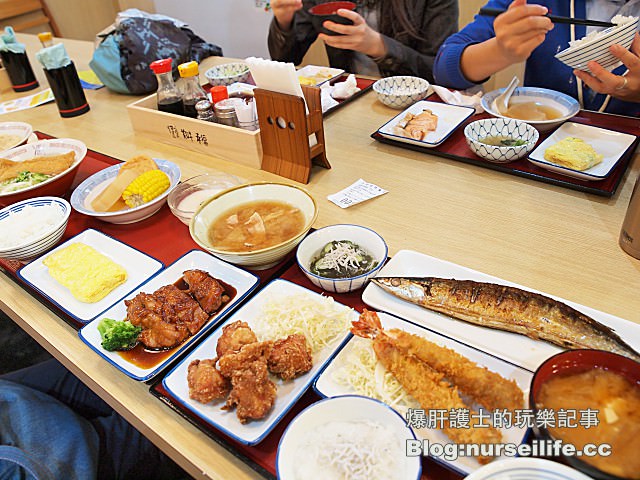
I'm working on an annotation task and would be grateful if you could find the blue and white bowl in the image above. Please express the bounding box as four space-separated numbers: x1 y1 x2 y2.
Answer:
372 75 431 109
481 87 580 132
0 196 70 260
204 62 251 86
70 159 181 224
555 17 639 72
464 118 539 163
296 224 387 293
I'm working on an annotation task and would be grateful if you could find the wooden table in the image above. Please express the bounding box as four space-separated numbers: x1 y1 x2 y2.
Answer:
1 34 639 479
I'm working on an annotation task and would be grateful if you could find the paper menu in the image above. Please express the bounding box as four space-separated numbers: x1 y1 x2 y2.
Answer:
245 57 307 111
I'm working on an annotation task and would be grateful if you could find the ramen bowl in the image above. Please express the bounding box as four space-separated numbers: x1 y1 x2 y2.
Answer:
464 118 539 163
372 76 430 109
481 87 580 132
530 349 640 480
309 1 356 36
0 138 87 208
556 17 639 72
296 224 387 293
204 62 251 87
190 182 318 270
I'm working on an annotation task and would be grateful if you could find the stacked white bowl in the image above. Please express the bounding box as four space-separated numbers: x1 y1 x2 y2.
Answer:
372 76 431 109
0 197 71 260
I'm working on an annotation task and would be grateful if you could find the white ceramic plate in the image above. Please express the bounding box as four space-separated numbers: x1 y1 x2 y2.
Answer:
465 457 592 480
162 279 356 445
0 121 32 152
78 249 259 381
277 395 422 480
528 122 637 180
18 228 162 323
377 100 475 148
314 311 532 476
361 250 640 372
296 65 344 86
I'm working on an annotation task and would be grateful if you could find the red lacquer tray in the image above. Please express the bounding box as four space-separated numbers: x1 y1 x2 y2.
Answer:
372 94 640 197
0 132 295 329
150 261 460 480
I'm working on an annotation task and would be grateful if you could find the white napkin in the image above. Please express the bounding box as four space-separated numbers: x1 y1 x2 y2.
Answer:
432 85 484 114
245 56 307 111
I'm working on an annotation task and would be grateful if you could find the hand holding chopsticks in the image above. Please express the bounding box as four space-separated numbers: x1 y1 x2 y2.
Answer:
479 7 615 28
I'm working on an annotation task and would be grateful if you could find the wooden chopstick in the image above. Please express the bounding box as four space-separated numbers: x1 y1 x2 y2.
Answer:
479 7 615 28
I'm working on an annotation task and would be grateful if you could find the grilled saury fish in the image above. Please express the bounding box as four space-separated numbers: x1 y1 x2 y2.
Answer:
372 277 640 362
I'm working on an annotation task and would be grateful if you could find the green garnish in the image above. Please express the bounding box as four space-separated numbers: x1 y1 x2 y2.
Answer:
310 240 378 279
97 318 141 351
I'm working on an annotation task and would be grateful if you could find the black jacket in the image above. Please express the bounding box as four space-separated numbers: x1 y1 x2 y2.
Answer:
268 0 458 82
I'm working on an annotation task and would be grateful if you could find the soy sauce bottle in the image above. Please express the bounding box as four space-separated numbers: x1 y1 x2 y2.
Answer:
178 61 208 118
150 58 184 116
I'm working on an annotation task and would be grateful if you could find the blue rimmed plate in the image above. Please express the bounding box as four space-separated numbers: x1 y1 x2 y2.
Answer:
162 279 356 445
78 249 259 381
314 310 532 476
527 122 637 181
18 228 163 323
377 100 475 148
465 458 592 480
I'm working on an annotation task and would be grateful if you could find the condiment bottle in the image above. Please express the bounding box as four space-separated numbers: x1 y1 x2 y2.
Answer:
150 58 184 116
195 99 216 122
37 32 54 48
178 61 208 118
210 85 229 105
214 98 241 127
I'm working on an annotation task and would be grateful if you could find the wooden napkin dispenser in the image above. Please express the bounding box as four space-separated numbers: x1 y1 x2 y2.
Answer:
253 85 331 184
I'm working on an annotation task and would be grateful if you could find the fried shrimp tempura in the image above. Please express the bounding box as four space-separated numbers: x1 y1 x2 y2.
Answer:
388 328 524 411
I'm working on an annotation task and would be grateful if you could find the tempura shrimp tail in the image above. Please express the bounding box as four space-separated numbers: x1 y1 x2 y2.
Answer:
351 309 385 339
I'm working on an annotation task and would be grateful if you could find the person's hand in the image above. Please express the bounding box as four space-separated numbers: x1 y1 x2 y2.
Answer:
493 0 554 64
271 0 303 31
574 33 640 103
318 9 386 58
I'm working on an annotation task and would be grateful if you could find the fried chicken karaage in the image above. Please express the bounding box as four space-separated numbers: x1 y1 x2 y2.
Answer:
187 359 230 403
267 334 312 381
215 320 258 358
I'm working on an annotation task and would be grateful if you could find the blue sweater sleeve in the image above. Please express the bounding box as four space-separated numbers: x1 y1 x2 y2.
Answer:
433 0 510 88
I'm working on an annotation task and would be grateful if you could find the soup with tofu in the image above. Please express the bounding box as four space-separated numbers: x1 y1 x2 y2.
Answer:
209 200 306 252
504 102 562 121
537 368 640 479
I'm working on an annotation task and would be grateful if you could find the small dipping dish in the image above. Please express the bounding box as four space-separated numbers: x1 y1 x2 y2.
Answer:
168 172 241 225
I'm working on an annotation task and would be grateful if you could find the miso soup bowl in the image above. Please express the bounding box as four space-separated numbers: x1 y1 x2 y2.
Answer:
530 349 640 480
190 182 318 270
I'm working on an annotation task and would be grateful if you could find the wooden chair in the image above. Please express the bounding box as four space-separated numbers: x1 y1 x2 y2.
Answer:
0 0 60 37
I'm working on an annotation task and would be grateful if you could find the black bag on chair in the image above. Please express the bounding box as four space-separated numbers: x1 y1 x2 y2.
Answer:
90 14 222 94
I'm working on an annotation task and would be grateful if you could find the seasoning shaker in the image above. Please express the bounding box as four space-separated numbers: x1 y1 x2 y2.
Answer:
214 98 241 127
620 174 640 260
195 99 216 122
210 85 229 105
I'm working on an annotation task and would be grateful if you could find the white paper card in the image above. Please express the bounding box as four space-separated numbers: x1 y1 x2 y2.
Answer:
327 178 387 208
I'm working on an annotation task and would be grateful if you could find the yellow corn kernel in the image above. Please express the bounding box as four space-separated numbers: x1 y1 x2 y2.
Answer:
122 169 170 208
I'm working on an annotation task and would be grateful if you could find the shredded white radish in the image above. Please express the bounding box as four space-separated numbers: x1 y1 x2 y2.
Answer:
332 337 419 411
293 420 404 480
253 293 353 353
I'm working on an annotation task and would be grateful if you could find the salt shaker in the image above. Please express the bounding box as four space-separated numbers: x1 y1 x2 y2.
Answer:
214 98 241 127
195 99 216 122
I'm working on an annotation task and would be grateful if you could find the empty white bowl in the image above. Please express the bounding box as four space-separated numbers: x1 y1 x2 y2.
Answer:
481 87 580 132
556 17 639 72
204 62 251 86
464 118 539 163
296 224 387 293
0 196 70 260
70 159 181 224
277 395 421 480
372 75 430 109
190 182 318 270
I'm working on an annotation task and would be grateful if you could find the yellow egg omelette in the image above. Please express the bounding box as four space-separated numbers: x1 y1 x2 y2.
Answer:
43 242 127 303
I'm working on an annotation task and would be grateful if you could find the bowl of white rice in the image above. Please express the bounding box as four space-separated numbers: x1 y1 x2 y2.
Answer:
555 15 639 72
0 196 70 261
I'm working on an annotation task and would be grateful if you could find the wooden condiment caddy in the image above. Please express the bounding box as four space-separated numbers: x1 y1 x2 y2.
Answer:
254 85 331 184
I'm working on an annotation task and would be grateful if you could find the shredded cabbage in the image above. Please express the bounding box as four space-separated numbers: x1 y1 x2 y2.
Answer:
332 337 419 411
253 293 353 353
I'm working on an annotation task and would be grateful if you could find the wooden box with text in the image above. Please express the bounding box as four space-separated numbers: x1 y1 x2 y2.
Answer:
126 94 262 170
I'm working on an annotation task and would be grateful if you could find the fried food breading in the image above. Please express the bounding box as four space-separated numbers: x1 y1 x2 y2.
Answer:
222 359 277 423
183 269 225 314
0 150 75 182
187 359 230 403
388 328 523 411
216 320 258 359
218 341 273 379
267 334 313 381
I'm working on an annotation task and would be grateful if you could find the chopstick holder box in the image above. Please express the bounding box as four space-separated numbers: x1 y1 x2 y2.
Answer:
126 93 263 170
43 61 90 117
0 51 39 92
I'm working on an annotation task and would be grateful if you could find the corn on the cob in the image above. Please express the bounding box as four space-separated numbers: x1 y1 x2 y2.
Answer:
122 169 170 208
